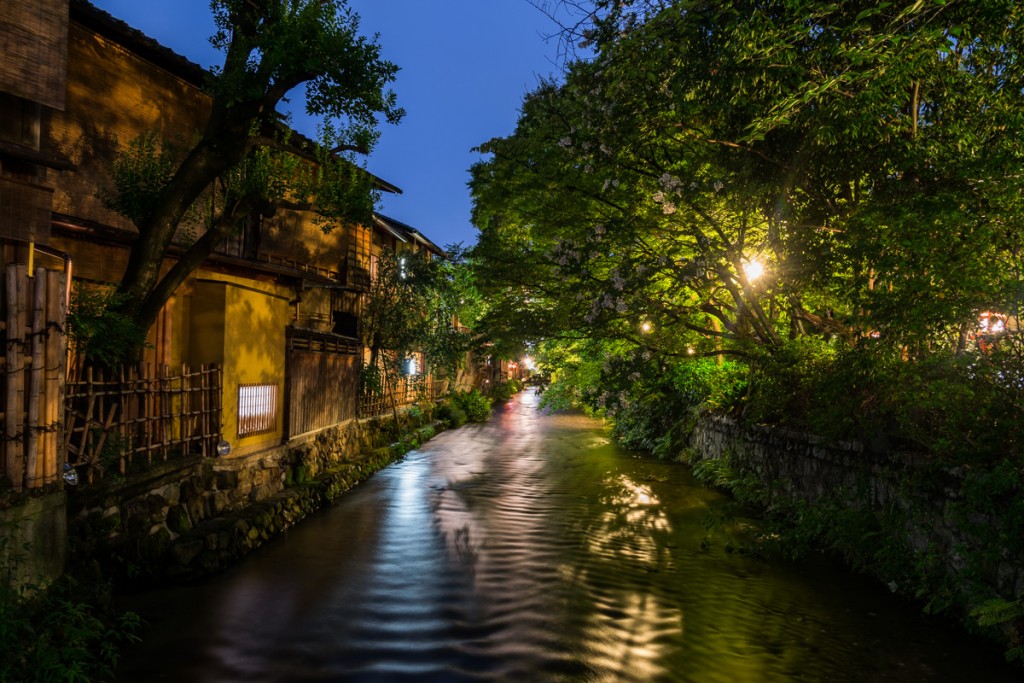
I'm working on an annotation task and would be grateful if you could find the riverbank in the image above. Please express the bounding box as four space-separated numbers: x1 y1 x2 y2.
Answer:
68 411 444 588
683 411 1024 664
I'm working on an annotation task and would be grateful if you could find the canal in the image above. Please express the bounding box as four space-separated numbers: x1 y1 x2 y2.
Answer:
117 390 1018 682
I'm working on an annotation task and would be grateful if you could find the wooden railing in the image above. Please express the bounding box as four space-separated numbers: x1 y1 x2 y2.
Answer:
64 363 222 484
358 374 446 418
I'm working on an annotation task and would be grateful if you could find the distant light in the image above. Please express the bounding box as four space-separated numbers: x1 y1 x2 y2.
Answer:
640 321 652 333
743 259 764 282
687 347 695 355
979 311 1006 333
523 356 536 370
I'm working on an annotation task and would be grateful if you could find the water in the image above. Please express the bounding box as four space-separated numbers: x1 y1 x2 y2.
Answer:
117 391 1018 682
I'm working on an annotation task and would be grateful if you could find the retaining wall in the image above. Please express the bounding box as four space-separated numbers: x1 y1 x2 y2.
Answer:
688 412 1024 607
67 413 439 585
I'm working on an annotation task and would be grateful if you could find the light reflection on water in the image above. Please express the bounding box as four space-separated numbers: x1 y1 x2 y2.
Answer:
117 390 1019 682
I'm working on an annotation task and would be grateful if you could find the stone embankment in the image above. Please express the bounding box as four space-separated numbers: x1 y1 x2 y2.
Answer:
68 414 439 585
687 412 1023 653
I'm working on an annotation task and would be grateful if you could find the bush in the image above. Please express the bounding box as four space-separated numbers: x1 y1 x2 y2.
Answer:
451 390 492 422
435 401 467 429
0 562 140 682
743 339 1024 463
605 356 749 460
67 286 148 368
489 378 523 402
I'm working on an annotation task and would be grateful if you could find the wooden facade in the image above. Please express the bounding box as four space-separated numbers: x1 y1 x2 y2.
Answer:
0 1 446 487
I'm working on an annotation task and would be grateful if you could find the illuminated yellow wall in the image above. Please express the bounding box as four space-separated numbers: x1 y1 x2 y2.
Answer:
187 274 290 457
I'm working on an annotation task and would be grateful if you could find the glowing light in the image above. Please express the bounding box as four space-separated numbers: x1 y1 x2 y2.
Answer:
640 321 652 333
742 259 764 282
523 356 536 370
979 311 1006 333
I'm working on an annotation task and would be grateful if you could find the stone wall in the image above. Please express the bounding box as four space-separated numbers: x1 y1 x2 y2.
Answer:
0 492 67 589
688 413 1024 615
67 413 437 586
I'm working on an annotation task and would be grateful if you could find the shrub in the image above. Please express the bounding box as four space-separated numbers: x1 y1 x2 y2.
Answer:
743 340 1024 464
436 401 467 428
0 543 140 683
452 390 492 422
67 286 148 368
489 378 522 402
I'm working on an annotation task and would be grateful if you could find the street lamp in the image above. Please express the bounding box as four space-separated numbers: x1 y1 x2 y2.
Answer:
742 259 764 282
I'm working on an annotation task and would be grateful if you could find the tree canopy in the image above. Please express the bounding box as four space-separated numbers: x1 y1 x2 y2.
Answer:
472 0 1024 360
103 0 403 337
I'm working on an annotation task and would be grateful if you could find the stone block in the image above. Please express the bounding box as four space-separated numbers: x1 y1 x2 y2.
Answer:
158 483 181 507
172 539 204 566
166 505 193 535
215 470 239 489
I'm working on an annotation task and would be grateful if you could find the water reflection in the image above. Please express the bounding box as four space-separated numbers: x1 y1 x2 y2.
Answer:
117 390 1019 682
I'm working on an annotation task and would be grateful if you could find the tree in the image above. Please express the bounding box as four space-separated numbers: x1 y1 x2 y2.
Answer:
360 247 476 407
103 0 403 338
473 0 1024 361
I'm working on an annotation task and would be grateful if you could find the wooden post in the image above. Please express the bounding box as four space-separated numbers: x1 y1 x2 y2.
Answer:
25 268 44 488
79 366 94 483
45 269 65 485
5 266 25 491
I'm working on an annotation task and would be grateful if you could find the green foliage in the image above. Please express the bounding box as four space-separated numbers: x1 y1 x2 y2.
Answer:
744 340 1024 464
536 339 607 413
972 599 1024 662
671 358 749 413
469 0 1024 433
361 249 473 406
435 401 468 429
450 390 492 423
0 535 140 682
101 131 179 226
67 285 148 367
489 378 522 402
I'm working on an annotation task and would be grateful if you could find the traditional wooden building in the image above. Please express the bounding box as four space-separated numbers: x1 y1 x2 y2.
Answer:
1 0 444 482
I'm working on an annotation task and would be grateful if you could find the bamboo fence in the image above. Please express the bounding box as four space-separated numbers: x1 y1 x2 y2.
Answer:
358 374 445 419
63 362 221 483
0 265 66 493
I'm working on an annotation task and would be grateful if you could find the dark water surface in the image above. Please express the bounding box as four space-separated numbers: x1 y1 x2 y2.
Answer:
117 391 1018 682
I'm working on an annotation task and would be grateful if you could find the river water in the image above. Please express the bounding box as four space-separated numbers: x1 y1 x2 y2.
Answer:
117 390 1018 682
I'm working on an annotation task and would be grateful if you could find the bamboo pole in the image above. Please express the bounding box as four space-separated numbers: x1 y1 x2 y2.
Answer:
5 266 24 491
45 269 65 485
198 364 207 456
91 402 119 477
79 366 94 482
180 363 187 458
25 267 44 488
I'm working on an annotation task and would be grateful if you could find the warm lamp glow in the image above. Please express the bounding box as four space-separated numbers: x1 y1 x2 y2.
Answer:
640 321 652 333
743 259 764 282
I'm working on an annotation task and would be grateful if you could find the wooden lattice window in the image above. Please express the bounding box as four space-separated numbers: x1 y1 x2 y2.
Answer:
238 383 277 436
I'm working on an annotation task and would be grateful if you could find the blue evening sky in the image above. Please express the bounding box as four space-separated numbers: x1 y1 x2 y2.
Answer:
86 0 573 249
